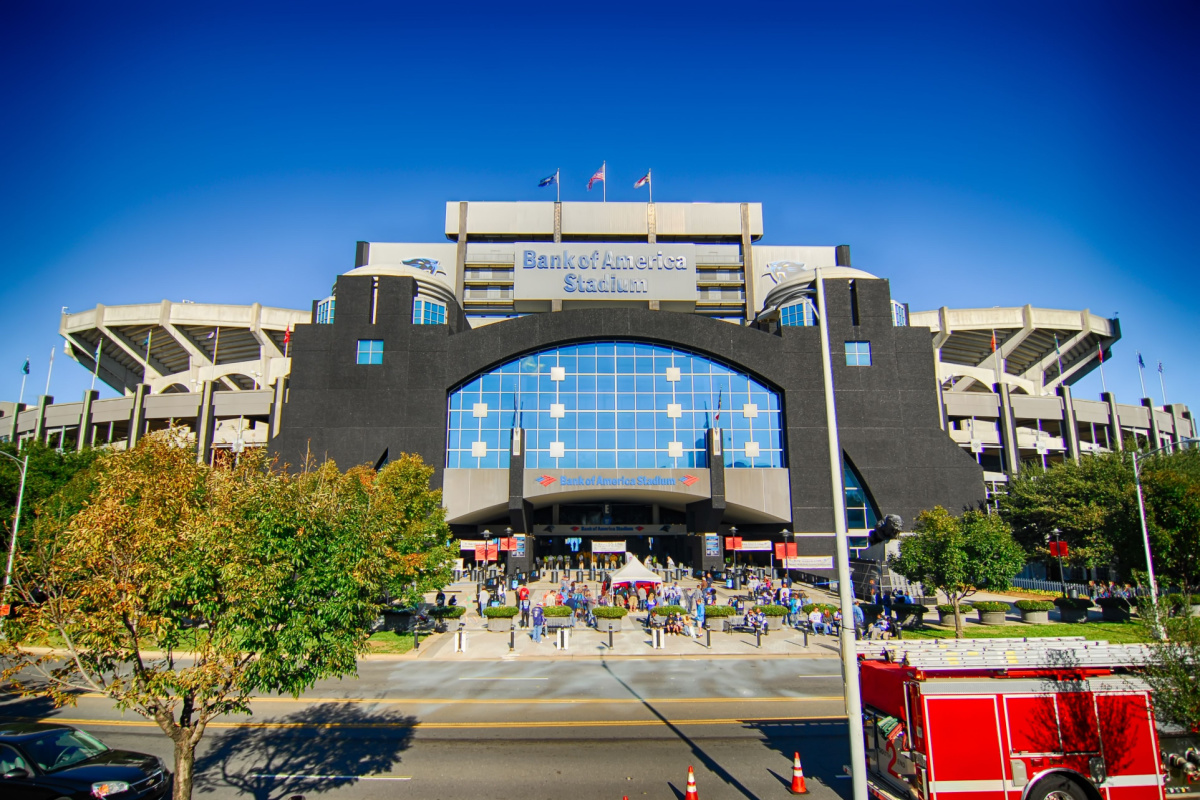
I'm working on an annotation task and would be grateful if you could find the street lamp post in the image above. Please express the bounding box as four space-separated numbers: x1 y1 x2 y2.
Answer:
0 450 29 637
729 526 739 591
1132 437 1198 629
781 529 792 585
1050 527 1066 597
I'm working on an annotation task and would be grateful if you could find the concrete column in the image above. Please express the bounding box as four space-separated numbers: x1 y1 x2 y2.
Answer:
195 380 216 464
1102 392 1123 451
935 378 948 431
77 390 98 452
647 203 656 244
127 384 149 449
507 428 533 533
454 201 468 305
1165 404 1191 446
1142 398 1162 450
994 383 1020 478
270 376 288 439
740 203 756 323
33 396 54 446
553 202 561 244
1057 385 1081 463
7 403 26 443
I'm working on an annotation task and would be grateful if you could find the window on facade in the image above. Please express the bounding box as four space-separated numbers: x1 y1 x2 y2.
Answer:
316 297 336 325
780 298 816 327
445 341 784 471
356 339 383 365
890 300 907 327
413 298 447 325
845 341 872 366
843 461 879 533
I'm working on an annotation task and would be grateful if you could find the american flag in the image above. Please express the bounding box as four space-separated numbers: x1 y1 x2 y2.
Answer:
587 163 605 191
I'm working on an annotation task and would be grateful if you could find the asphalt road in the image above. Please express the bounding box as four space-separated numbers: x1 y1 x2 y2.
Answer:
0 658 853 800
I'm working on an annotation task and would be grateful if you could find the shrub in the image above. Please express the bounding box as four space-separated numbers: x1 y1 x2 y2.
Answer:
543 605 572 617
802 603 838 614
860 603 883 619
936 603 973 613
1054 597 1094 610
1015 599 1054 612
430 605 465 618
892 602 927 616
1096 597 1132 609
752 604 788 617
973 601 1011 613
483 606 519 618
703 604 736 618
653 605 686 617
593 606 628 619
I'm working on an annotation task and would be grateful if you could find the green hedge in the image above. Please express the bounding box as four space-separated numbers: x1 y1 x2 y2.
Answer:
703 604 736 618
802 603 838 614
593 606 628 619
892 603 927 616
483 606 519 618
543 605 572 617
653 604 686 617
973 601 1011 613
752 604 788 617
431 605 466 618
1054 597 1094 610
1014 599 1055 612
936 603 973 614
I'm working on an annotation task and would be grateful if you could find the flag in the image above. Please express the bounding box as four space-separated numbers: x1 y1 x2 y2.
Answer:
538 173 557 187
587 163 605 191
990 331 997 352
1138 352 1145 369
283 326 292 344
1157 360 1163 374
715 388 723 423
207 330 215 339
634 170 650 189
1097 345 1104 363
21 359 29 375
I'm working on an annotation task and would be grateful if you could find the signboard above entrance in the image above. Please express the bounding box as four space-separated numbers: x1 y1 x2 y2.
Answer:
534 524 687 535
591 540 626 553
514 242 697 302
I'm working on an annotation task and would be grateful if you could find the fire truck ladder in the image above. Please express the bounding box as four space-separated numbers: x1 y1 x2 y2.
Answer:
856 637 1152 670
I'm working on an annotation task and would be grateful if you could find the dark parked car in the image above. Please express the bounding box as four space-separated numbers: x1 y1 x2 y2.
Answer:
0 722 171 799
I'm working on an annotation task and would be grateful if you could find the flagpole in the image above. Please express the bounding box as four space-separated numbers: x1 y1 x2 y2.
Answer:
1053 334 1063 380
1158 364 1167 406
556 168 560 204
603 161 606 203
18 363 27 408
1136 351 1147 398
649 168 653 204
91 338 102 392
212 326 220 382
1098 346 1107 393
44 347 55 397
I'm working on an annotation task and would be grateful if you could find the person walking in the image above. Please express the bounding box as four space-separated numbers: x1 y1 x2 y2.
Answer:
478 587 490 616
531 604 545 643
519 595 531 628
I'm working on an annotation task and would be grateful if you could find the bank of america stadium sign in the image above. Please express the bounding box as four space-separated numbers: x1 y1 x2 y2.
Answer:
536 473 700 488
514 242 696 302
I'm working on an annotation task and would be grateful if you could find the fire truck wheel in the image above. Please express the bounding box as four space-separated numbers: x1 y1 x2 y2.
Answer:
1028 774 1089 800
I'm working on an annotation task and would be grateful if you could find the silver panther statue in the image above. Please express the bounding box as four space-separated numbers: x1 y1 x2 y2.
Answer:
868 514 904 546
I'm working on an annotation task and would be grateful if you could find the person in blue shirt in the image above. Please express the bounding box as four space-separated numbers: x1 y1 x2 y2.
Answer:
531 604 545 643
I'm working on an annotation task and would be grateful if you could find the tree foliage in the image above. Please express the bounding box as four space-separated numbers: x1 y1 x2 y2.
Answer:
889 506 1026 638
1 431 454 800
1141 612 1200 733
0 440 102 549
999 448 1200 593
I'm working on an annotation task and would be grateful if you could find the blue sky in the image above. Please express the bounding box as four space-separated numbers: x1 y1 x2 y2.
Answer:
1 1 1197 411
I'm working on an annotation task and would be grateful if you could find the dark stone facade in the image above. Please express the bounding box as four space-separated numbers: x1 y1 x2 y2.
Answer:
272 273 985 562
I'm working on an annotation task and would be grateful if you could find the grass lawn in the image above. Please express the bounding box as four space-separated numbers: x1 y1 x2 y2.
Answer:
365 630 423 654
901 621 1153 643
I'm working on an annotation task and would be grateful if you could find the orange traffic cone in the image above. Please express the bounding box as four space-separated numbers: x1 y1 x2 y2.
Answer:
685 765 699 800
791 752 809 794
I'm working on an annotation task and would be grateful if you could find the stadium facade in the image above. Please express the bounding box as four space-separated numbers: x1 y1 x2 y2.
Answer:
6 200 1195 575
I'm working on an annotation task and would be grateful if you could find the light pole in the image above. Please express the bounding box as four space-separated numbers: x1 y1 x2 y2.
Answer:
781 529 792 585
1050 527 1066 597
0 450 29 637
1132 438 1198 616
729 526 739 591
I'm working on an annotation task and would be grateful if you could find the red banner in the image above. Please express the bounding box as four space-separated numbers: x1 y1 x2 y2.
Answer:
774 543 797 559
499 537 517 552
725 536 743 551
474 544 500 561
1049 541 1069 558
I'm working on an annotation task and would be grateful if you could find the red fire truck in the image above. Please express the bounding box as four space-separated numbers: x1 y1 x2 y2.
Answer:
857 638 1198 800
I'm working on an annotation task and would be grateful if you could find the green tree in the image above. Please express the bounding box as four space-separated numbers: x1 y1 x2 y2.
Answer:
1141 613 1200 732
889 506 1026 638
1 431 454 800
0 440 101 550
1000 448 1200 594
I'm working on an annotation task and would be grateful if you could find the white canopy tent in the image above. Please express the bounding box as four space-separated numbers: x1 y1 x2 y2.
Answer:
608 555 664 586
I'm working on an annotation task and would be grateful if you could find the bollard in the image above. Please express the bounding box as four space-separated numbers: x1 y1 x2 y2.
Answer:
706 628 711 649
413 628 421 650
755 627 761 648
802 626 809 647
608 629 614 649
454 627 469 653
509 624 515 652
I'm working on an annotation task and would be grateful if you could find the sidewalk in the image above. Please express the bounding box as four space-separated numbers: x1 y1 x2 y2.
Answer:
415 571 844 661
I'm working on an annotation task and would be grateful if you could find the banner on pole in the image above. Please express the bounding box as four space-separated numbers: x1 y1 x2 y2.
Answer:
591 540 626 553
785 556 834 570
739 540 772 552
774 543 798 559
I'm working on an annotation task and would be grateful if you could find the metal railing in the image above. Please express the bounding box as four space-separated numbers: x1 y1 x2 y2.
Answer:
1011 577 1091 595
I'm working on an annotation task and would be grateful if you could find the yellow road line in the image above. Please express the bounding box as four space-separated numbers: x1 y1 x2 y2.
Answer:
9 715 847 730
65 693 842 706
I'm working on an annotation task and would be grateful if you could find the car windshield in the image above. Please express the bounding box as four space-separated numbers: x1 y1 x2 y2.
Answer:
23 729 109 773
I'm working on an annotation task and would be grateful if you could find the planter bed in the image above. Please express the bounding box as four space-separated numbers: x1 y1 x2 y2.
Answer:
1054 597 1094 623
1015 599 1054 624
